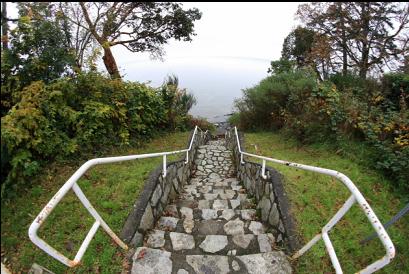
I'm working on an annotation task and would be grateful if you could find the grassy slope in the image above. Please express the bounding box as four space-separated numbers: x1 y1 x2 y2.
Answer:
1 131 190 273
244 131 408 274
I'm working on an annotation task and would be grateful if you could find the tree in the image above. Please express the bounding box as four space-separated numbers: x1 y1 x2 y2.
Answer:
282 26 315 67
297 2 409 79
76 2 201 79
277 26 333 80
8 3 76 85
1 2 18 50
57 2 99 72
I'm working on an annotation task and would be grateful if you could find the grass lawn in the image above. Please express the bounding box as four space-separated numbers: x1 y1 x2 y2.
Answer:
244 131 409 274
1 131 190 273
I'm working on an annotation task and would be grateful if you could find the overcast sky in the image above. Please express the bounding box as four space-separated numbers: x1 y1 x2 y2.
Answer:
111 2 303 74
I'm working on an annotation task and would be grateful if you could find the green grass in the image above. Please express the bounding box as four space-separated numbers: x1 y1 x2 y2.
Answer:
1 131 190 273
244 131 408 274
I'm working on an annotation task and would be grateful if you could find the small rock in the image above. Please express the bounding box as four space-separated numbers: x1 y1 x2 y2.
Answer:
177 269 189 274
232 260 240 271
227 249 237 256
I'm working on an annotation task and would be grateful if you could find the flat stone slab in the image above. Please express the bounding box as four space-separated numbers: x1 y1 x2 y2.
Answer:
183 219 194 233
180 207 193 220
132 247 172 274
213 199 229 210
170 232 195 251
202 209 218 220
220 209 236 220
186 255 230 274
198 200 210 209
146 229 165 248
157 217 179 231
199 235 228 253
223 219 244 235
258 234 272 252
230 199 241 209
196 220 225 235
237 251 292 274
204 193 218 200
248 221 265 235
241 209 257 220
232 234 254 249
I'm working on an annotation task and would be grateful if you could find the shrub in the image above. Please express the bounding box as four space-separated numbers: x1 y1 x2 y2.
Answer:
1 72 176 197
233 69 409 192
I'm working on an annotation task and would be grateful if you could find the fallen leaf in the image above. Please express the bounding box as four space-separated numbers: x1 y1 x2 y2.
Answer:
137 249 146 259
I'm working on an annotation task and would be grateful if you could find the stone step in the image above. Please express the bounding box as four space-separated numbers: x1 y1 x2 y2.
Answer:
145 230 277 256
131 247 292 274
163 205 259 222
153 216 267 235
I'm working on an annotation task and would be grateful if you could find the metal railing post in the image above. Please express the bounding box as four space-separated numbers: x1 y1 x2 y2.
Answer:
261 159 267 179
162 154 167 177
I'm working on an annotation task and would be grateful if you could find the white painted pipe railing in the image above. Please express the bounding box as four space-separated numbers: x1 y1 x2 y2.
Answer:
28 126 208 267
231 126 395 274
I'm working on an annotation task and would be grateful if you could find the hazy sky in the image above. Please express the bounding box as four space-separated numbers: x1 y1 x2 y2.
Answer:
110 2 303 77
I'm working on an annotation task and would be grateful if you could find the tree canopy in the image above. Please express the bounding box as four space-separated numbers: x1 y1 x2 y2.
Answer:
72 2 202 78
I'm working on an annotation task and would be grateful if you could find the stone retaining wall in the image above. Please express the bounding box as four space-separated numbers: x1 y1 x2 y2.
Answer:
226 130 300 253
121 130 210 246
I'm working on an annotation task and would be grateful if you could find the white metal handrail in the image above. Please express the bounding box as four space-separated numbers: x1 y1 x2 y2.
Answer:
28 126 208 267
231 127 395 274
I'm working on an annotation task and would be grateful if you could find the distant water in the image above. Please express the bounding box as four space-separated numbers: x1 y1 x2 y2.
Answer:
123 56 270 123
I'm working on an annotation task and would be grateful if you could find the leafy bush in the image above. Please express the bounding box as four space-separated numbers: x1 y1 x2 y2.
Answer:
185 115 215 132
233 70 409 192
234 69 318 130
0 72 198 196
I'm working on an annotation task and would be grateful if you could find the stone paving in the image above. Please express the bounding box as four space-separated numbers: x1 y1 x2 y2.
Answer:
132 139 292 274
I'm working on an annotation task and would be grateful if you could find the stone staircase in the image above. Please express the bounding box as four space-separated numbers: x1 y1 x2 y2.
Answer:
131 139 292 274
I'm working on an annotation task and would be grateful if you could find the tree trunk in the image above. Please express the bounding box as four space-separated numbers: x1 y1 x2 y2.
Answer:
359 2 370 80
102 46 121 79
338 3 347 76
1 2 8 50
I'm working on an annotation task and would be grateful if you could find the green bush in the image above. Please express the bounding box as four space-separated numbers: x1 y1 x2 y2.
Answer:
234 69 317 130
233 69 409 192
1 73 173 196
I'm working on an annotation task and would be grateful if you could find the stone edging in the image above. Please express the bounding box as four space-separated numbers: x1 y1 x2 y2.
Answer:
120 129 210 246
226 130 300 254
